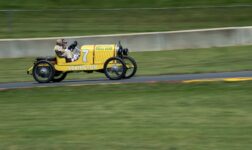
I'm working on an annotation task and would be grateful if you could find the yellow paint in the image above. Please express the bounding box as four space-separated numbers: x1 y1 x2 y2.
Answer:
94 45 115 64
54 44 116 72
183 77 252 83
27 44 119 74
223 77 252 81
27 66 33 75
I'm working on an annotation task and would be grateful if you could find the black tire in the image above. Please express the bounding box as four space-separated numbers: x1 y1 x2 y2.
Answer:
104 57 126 80
122 56 137 79
52 72 67 82
32 61 55 83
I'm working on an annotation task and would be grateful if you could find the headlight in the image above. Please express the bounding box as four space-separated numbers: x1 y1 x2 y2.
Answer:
116 42 129 57
123 48 128 55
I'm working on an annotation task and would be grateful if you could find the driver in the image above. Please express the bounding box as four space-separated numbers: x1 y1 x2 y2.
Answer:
54 39 75 62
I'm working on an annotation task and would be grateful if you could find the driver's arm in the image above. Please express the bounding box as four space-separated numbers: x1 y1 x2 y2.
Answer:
68 41 78 51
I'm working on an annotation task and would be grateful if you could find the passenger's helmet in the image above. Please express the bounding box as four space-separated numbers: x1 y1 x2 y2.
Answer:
56 39 67 47
62 39 67 45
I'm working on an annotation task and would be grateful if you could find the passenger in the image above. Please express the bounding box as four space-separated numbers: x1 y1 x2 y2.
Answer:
54 39 74 62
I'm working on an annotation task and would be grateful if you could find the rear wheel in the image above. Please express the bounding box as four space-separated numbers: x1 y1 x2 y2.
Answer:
52 72 67 82
123 56 137 79
104 57 126 80
32 61 55 83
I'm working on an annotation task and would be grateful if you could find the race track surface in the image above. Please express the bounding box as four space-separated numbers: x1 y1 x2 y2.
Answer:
1 71 252 90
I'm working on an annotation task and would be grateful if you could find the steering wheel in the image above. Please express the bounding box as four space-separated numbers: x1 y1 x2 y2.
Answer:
68 41 78 51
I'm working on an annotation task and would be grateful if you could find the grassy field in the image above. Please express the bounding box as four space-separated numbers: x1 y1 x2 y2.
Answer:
1 0 252 9
0 0 252 38
1 2 251 150
0 45 252 83
0 82 251 149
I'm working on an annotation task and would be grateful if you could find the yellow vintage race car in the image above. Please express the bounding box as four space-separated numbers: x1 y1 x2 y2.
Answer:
27 42 137 83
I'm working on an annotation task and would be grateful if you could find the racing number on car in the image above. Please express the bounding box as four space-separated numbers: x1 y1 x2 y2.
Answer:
82 49 89 62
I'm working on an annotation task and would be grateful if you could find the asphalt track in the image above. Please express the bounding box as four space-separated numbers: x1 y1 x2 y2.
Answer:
1 71 252 90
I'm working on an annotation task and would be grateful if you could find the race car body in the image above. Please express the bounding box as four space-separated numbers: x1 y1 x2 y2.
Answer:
27 42 137 83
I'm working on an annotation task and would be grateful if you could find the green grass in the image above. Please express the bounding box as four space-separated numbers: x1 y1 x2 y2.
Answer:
1 0 252 9
138 45 252 75
1 45 252 83
0 82 252 149
1 0 252 38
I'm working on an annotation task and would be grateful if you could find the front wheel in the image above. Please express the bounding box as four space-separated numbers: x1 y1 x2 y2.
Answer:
32 61 55 83
122 56 137 79
52 72 67 82
104 57 126 80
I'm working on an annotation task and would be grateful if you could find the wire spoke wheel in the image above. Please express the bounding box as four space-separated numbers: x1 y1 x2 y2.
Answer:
104 57 126 80
123 56 137 79
32 61 55 83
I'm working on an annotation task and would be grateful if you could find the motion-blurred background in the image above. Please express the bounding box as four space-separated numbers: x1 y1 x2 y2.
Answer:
0 1 252 150
1 0 252 38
